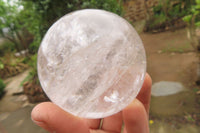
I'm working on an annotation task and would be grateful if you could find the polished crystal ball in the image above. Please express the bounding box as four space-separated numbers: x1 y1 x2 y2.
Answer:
37 9 146 118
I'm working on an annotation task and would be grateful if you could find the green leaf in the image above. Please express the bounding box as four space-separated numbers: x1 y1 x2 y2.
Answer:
194 10 199 15
183 15 192 22
195 21 200 27
0 63 4 69
196 5 200 9
196 0 200 5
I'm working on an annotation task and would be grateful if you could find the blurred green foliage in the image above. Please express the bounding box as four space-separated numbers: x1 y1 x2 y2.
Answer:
0 41 15 56
28 54 37 80
182 0 200 51
0 60 4 69
145 0 196 31
183 0 200 27
0 0 33 52
21 54 39 85
0 78 5 98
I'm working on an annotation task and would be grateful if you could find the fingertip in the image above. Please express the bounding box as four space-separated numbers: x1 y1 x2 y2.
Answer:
31 102 53 122
123 99 149 133
139 73 152 98
123 99 145 119
144 73 152 90
136 73 152 114
31 102 55 131
31 102 90 133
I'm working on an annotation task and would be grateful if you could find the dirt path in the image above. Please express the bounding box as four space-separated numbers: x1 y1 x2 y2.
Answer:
0 70 48 133
141 29 200 133
0 70 30 114
141 29 197 84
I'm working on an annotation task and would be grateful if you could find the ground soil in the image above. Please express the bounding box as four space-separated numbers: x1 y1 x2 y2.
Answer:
141 28 200 128
141 29 197 84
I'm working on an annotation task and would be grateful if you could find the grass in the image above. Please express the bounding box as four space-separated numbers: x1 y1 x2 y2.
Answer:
184 114 195 122
0 40 15 57
161 42 192 53
0 78 6 99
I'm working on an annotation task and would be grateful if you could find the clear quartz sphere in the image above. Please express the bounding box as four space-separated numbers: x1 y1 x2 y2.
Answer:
37 9 146 118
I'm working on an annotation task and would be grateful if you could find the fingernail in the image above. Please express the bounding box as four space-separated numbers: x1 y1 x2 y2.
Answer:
32 118 46 127
32 118 56 132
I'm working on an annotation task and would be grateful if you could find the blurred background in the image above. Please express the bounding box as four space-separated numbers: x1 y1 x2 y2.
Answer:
0 0 200 133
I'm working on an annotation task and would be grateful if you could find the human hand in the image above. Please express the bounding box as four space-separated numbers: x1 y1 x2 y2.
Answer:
31 73 152 133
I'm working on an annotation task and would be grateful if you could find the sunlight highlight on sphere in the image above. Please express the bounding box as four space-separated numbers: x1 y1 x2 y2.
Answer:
37 9 146 118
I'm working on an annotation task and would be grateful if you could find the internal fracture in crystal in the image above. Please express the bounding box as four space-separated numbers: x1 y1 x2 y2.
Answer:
37 9 146 118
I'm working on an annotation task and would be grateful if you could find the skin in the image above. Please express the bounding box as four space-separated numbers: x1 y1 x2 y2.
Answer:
31 73 152 133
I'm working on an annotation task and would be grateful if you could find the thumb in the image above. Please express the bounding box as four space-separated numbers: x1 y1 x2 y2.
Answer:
123 99 149 133
31 102 90 133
